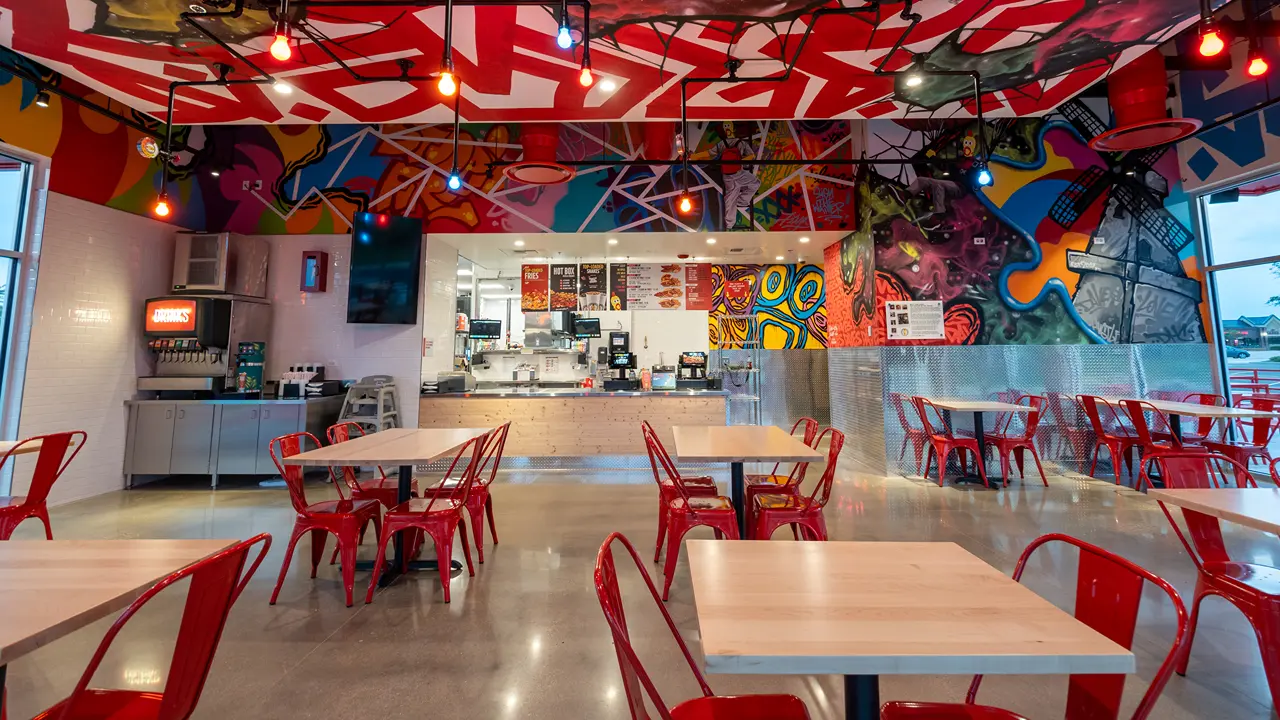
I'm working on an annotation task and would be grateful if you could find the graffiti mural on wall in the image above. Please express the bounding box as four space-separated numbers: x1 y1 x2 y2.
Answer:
825 101 1206 347
1 1 1208 124
708 264 827 349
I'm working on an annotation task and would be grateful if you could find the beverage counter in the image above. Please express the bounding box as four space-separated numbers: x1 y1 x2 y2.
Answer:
418 389 728 457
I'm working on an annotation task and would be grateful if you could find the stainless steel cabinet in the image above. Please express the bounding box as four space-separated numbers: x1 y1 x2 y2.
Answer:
131 403 176 475
170 405 215 474
255 404 302 473
217 404 261 475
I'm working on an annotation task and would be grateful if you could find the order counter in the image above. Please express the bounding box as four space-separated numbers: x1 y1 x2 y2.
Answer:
418 389 728 457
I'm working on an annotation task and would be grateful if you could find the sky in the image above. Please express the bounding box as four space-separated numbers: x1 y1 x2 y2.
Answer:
1203 190 1280 321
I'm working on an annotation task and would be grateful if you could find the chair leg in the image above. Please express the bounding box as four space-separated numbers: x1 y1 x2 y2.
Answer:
912 436 925 474
661 520 691 602
998 449 1011 489
270 524 308 605
457 517 475 577
1254 599 1280 711
922 445 935 481
1177 578 1208 676
364 527 396 604
1029 446 1049 486
485 495 499 545
309 529 328 578
337 530 358 607
790 523 800 541
1014 447 1026 478
973 450 990 488
35 505 53 539
654 494 669 563
1088 442 1102 479
429 527 454 603
470 502 486 563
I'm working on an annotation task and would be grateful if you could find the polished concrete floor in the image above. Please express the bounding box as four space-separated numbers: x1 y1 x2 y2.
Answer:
4 462 1278 719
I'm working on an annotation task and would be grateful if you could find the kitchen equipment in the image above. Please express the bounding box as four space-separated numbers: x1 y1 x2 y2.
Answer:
513 363 538 382
678 351 709 389
609 331 630 352
234 341 266 393
604 351 638 391
140 295 271 396
524 312 554 349
172 233 269 297
651 366 677 391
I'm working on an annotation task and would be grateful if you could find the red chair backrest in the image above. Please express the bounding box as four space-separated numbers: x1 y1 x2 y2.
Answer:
994 395 1045 440
1234 395 1280 446
766 416 820 481
471 422 511 490
803 427 845 510
2 431 86 507
1120 400 1176 448
269 432 349 514
966 534 1187 720
910 397 950 439
56 533 272 720
641 422 696 504
1077 395 1129 440
595 532 713 720
325 422 386 493
1183 393 1226 439
1146 452 1255 571
890 393 920 432
421 432 490 513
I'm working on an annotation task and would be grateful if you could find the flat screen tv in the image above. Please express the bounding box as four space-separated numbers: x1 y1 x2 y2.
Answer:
573 317 601 338
469 319 502 339
346 212 423 324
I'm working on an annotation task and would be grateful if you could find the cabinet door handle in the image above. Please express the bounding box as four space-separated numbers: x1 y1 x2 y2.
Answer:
166 408 173 419
251 409 258 419
263 408 270 420
178 409 185 420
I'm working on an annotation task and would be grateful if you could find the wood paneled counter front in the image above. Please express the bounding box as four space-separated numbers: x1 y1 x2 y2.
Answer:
418 390 728 457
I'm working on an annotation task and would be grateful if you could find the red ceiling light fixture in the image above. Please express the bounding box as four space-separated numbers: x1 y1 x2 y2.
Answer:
153 191 171 218
1248 45 1270 76
437 0 458 97
578 31 594 87
269 0 292 62
1246 0 1271 79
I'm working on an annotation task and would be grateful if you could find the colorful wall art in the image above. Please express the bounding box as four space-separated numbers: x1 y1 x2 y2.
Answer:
824 101 1207 347
708 263 827 350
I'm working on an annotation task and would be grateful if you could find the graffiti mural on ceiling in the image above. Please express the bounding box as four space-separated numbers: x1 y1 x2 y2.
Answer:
0 0 1207 123
824 101 1207 347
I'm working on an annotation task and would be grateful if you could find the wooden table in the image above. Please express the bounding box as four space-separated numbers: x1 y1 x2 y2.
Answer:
282 427 492 582
0 438 76 457
1149 488 1280 534
671 426 823 536
921 399 1034 484
0 539 237 701
687 540 1134 719
1100 397 1280 442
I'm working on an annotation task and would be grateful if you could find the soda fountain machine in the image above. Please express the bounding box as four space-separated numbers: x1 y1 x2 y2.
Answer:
139 295 271 398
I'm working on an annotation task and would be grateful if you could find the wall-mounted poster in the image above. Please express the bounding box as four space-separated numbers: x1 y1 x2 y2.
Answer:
684 263 713 310
579 263 607 310
609 263 628 310
628 263 685 310
521 264 549 311
885 300 945 340
550 264 577 310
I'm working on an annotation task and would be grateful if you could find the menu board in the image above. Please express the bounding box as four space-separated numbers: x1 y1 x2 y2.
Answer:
550 264 577 310
579 263 607 310
609 263 628 310
628 263 685 310
684 263 714 310
520 264 549 311
885 300 945 340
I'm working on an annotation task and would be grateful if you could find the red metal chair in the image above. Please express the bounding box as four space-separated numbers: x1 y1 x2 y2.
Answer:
1205 395 1279 482
651 428 740 601
1181 392 1227 444
881 533 1188 720
594 532 811 720
982 395 1048 487
1143 452 1280 710
1121 400 1207 470
751 427 845 541
0 431 86 540
890 393 929 474
1077 395 1143 484
421 421 510 562
28 533 271 720
326 421 419 508
642 421 720 564
743 416 819 526
268 432 382 607
912 396 989 487
364 430 489 603
1042 393 1093 472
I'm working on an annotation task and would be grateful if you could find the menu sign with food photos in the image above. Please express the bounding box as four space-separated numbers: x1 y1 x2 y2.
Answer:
579 263 607 310
608 263 628 310
684 263 714 310
550 264 578 310
521 264 549 311
627 263 685 310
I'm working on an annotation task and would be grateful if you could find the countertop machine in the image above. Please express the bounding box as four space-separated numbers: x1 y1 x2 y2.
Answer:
604 351 638 392
139 295 272 398
678 351 709 389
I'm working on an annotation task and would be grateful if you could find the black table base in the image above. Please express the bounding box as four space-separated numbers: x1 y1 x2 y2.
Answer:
845 674 879 719
361 464 463 588
730 461 746 537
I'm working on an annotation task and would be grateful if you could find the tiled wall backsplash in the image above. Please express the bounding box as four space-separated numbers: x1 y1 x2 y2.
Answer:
13 193 174 504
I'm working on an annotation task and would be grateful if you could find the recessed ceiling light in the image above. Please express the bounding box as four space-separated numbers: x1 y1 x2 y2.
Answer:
798 236 810 243
905 73 923 87
706 237 716 245
272 80 292 95
514 239 525 247
693 256 705 261
599 79 617 93
775 255 784 261
209 169 220 177
607 238 618 245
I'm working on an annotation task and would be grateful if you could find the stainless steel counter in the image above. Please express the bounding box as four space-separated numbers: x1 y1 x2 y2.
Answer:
126 397 342 405
421 389 730 398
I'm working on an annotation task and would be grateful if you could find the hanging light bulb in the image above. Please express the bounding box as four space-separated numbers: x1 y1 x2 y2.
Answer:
579 65 594 87
974 163 993 187
447 168 462 191
153 192 171 218
438 70 457 96
1249 50 1270 77
557 1 573 49
1198 22 1226 57
678 193 693 214
270 30 292 62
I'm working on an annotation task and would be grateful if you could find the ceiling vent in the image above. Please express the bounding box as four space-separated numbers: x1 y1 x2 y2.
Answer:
503 123 575 185
1090 50 1201 152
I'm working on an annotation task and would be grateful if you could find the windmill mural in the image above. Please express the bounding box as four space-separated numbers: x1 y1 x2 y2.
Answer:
1048 100 1204 344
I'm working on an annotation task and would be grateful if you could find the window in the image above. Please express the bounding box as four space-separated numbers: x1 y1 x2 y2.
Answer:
0 149 41 495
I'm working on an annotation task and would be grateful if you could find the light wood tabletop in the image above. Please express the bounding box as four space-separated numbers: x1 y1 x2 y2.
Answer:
1099 397 1280 419
1149 488 1280 535
0 438 77 457
0 539 238 665
687 540 1135 676
921 398 1033 414
671 425 823 464
280 427 492 467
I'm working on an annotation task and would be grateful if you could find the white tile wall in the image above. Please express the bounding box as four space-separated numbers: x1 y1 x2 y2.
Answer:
13 193 174 504
264 234 423 427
